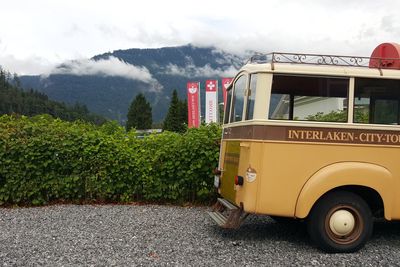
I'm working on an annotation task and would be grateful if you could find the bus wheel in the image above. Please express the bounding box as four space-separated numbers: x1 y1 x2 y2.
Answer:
307 191 373 253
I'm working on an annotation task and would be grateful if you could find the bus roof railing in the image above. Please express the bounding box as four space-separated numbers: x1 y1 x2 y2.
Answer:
247 52 400 69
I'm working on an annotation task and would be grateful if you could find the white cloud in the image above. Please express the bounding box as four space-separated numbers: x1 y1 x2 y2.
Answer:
48 56 156 81
163 63 239 78
2 0 400 75
49 57 149 80
0 54 56 75
40 56 163 91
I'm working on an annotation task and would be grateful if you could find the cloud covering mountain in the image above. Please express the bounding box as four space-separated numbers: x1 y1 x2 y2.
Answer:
48 57 154 82
43 56 164 92
19 44 245 123
163 63 238 78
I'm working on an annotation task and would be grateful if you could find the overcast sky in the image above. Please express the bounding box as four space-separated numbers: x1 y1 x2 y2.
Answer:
1 0 400 75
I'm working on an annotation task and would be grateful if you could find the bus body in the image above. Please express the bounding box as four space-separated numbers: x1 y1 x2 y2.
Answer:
208 44 400 252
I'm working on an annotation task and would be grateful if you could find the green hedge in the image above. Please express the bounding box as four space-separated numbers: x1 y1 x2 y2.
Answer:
0 115 221 205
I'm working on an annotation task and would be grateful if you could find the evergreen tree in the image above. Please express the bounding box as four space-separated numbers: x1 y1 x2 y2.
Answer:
163 90 187 133
179 98 188 127
126 93 152 131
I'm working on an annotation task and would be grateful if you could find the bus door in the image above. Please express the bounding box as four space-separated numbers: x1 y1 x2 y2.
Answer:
219 74 247 203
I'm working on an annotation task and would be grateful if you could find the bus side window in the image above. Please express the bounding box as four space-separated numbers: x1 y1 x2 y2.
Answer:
230 75 247 122
354 78 400 124
268 75 349 122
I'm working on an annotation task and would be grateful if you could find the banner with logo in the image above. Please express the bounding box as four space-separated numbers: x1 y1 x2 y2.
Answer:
221 78 233 106
205 80 218 123
187 82 200 128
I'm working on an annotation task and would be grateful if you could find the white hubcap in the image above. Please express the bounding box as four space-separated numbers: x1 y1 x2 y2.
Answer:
329 210 355 236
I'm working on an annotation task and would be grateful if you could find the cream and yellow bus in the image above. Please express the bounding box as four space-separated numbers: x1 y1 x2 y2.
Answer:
208 43 400 252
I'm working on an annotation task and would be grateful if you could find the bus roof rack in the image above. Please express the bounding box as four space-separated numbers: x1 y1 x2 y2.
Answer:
247 52 400 70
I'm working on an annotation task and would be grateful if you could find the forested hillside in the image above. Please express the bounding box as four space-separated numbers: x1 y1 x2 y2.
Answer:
20 44 246 123
0 68 105 124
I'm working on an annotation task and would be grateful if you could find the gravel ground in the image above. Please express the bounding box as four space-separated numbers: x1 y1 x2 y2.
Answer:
0 204 400 266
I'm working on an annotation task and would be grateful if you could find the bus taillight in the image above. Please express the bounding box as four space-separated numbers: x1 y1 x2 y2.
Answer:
234 175 244 186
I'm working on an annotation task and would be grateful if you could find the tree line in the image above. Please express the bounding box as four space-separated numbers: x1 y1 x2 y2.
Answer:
0 68 106 124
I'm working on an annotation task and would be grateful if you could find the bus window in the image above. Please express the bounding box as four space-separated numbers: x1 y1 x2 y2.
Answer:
230 75 247 122
269 75 349 122
245 74 258 120
269 94 290 119
354 78 400 124
224 88 233 124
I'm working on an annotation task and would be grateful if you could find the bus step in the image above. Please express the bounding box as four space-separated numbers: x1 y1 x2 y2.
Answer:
207 198 248 229
217 198 238 210
207 211 227 227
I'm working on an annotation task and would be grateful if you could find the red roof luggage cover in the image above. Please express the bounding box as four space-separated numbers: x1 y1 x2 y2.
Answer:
369 42 400 69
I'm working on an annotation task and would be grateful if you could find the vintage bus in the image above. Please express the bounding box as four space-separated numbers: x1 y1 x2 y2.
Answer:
208 43 400 252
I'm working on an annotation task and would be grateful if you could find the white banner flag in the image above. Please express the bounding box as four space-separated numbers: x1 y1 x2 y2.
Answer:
205 80 218 123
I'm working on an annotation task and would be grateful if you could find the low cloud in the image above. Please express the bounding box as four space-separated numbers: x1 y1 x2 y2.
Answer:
47 56 157 83
0 54 56 75
163 63 239 78
40 56 162 91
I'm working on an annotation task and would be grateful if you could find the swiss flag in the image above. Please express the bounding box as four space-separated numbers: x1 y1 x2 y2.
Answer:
206 80 217 92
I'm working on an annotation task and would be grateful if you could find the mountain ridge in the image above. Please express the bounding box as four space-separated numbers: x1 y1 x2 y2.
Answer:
20 44 246 123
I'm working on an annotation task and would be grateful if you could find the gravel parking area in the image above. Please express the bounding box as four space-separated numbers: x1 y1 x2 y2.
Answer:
1 204 400 266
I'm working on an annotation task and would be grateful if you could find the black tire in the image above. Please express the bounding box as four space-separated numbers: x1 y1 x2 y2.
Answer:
307 191 373 253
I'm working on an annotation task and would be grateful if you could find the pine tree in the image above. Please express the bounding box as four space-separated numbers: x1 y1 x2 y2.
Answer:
163 90 187 133
126 93 152 131
179 98 188 127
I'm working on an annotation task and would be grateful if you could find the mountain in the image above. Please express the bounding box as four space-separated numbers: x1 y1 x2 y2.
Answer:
19 44 246 124
0 68 106 124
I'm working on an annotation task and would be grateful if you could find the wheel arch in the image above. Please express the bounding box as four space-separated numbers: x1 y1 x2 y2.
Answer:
295 162 394 220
